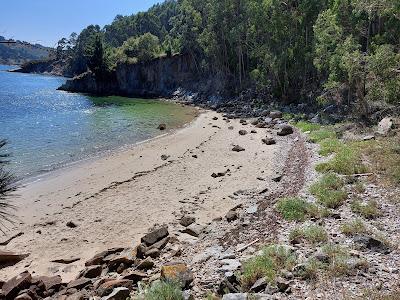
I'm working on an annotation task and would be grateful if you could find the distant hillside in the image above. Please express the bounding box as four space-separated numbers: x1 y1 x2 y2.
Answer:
0 36 51 65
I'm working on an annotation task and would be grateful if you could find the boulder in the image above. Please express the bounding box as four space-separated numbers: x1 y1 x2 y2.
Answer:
97 280 133 297
353 235 390 253
66 221 77 228
277 125 293 136
32 275 62 291
107 256 134 272
15 293 32 300
158 124 167 131
121 271 148 284
232 145 245 152
226 210 238 222
2 271 32 299
239 130 248 136
67 278 92 290
137 258 154 270
161 262 194 288
161 155 170 161
181 224 204 237
269 111 283 119
0 250 29 267
262 138 276 145
85 248 124 266
250 277 268 293
102 287 130 300
79 265 103 279
377 117 393 135
179 216 196 227
144 248 160 258
222 294 248 300
141 227 169 246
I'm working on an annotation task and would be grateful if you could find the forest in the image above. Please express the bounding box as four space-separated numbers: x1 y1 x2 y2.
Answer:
55 0 400 115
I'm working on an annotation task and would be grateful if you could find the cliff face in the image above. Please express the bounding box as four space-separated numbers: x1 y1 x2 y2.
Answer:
13 59 74 77
60 54 198 97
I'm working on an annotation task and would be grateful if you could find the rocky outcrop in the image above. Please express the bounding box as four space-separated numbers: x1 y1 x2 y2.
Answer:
59 54 198 97
12 59 75 77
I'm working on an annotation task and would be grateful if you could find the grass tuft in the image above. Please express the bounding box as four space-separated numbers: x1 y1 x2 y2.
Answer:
310 173 348 208
340 218 368 236
241 244 296 289
276 197 310 221
295 121 321 133
289 225 328 245
321 244 351 276
315 145 368 175
309 128 337 143
318 138 345 156
351 199 381 219
143 280 183 300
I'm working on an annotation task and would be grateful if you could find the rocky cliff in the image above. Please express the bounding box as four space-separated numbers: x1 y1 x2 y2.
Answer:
13 59 77 77
60 54 198 97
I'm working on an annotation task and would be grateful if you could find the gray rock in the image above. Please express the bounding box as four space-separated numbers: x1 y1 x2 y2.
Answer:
101 287 130 300
269 111 283 119
181 224 204 237
79 265 102 279
353 235 390 253
141 227 169 246
377 117 393 135
262 138 276 145
222 293 248 300
232 145 245 152
158 124 167 131
363 135 375 141
179 216 196 227
250 277 268 292
276 277 291 292
220 259 241 272
239 130 248 136
161 154 170 161
226 210 238 222
277 125 293 136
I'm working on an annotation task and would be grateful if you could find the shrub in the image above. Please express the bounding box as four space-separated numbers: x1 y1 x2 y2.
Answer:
241 245 296 289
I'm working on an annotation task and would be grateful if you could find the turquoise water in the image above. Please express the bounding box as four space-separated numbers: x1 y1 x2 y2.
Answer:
0 65 196 178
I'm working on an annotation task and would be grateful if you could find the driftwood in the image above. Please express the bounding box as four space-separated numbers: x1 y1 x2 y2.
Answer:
237 239 260 252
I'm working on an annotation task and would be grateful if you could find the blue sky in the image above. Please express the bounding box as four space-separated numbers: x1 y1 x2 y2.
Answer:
0 0 161 47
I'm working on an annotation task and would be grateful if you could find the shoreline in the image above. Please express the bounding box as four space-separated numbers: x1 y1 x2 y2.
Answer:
18 107 200 186
0 110 284 281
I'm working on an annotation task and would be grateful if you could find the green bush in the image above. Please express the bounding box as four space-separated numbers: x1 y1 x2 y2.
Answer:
276 197 310 221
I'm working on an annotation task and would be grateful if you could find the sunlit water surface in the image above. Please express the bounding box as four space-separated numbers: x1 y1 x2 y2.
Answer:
0 65 196 178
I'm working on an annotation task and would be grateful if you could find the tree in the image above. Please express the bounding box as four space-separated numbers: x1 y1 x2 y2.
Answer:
88 34 106 77
121 33 161 62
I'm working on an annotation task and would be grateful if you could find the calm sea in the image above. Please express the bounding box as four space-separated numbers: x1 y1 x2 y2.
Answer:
0 65 195 179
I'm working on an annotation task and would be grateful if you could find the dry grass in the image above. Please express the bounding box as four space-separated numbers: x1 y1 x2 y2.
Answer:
289 225 328 245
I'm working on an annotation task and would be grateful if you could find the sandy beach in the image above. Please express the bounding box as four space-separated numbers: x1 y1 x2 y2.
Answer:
0 110 282 281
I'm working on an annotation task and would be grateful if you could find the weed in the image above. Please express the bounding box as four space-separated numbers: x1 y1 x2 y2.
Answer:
241 244 296 289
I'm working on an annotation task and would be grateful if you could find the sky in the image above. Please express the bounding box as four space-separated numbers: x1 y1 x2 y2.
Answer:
0 0 161 47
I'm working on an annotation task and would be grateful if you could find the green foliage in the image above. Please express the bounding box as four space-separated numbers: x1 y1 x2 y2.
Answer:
289 225 328 245
0 140 16 229
241 245 296 289
121 33 162 62
310 173 347 208
143 280 183 300
321 244 351 276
